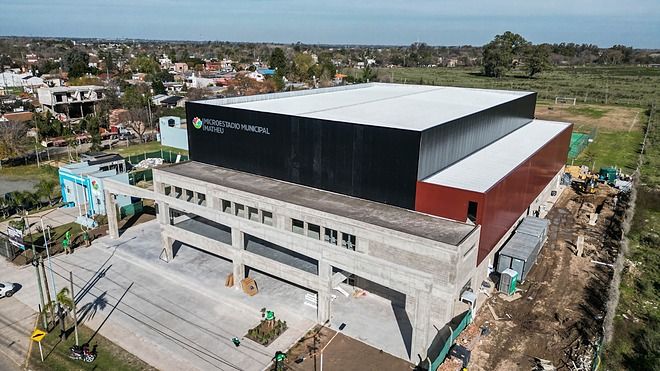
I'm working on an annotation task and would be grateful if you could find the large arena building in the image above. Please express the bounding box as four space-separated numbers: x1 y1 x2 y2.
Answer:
105 83 572 363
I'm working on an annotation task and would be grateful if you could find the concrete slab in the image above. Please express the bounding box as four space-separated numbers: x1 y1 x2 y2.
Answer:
329 284 410 360
0 220 315 371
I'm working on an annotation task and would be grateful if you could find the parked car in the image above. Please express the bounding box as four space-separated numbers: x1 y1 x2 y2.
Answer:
0 282 16 298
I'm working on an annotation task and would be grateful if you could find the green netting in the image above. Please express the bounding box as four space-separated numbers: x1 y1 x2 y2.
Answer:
129 169 153 185
120 201 144 219
569 132 591 160
429 310 473 370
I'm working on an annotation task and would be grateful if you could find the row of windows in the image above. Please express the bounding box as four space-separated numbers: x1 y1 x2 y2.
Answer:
291 218 356 251
164 185 207 206
161 182 356 251
221 198 273 226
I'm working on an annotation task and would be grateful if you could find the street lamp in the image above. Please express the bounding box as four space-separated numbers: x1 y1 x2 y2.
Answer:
319 323 346 371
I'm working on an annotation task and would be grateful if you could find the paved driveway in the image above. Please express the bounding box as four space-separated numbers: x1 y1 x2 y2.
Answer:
0 295 36 371
0 220 315 371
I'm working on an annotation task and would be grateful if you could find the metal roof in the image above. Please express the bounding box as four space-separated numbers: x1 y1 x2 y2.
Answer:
197 83 532 131
516 217 549 240
422 119 571 193
499 233 541 262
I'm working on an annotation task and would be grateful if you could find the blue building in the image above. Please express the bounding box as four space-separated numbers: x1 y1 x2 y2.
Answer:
59 153 133 226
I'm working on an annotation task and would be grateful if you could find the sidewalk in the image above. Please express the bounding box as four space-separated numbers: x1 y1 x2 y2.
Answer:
1 206 80 233
0 296 37 371
0 220 314 371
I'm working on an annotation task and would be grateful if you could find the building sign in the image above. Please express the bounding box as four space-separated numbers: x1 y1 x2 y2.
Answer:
7 226 25 250
192 116 271 136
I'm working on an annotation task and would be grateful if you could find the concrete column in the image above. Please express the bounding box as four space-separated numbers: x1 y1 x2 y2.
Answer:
317 260 333 323
105 190 119 239
161 231 173 262
231 229 245 288
156 201 170 225
232 253 245 285
411 290 432 362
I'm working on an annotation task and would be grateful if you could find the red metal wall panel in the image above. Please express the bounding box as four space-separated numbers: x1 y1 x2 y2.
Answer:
415 182 484 224
415 124 572 265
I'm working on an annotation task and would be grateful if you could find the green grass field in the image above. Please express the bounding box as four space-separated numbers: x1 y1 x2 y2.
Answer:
0 164 59 182
359 65 660 107
30 320 156 371
573 131 643 173
106 141 188 157
604 107 659 370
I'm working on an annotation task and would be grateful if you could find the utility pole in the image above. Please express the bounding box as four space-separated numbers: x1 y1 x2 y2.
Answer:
40 259 53 324
27 211 47 328
69 271 79 345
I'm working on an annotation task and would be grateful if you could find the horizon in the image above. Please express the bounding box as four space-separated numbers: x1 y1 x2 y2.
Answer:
1 0 659 48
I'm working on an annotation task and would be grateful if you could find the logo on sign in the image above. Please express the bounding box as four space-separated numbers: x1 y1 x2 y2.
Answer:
192 117 203 129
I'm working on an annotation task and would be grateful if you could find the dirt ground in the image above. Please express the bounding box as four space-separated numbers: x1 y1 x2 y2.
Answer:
535 103 641 133
282 325 415 371
448 185 626 371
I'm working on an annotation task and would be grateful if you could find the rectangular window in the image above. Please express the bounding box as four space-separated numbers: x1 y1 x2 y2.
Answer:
235 203 245 218
307 223 321 240
262 211 273 226
197 193 206 206
341 233 356 251
163 185 171 196
324 228 338 245
248 207 259 222
292 219 305 235
185 189 194 203
221 199 231 213
467 201 478 223
174 187 182 199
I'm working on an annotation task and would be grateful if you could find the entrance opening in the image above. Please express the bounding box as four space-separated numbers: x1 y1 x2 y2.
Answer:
244 234 318 274
467 201 478 223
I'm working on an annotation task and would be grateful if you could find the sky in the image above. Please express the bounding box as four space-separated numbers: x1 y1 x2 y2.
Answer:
0 0 658 48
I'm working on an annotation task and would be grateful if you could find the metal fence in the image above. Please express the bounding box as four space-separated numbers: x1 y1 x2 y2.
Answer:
126 149 189 166
128 169 153 185
0 232 18 260
569 127 598 160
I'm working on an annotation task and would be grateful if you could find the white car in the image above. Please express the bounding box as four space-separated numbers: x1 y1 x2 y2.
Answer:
0 282 16 298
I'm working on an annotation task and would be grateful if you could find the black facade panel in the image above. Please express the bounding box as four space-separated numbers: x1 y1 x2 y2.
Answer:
186 103 421 209
417 92 537 179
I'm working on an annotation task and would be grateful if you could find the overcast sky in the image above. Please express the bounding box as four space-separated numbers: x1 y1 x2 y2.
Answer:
1 0 658 47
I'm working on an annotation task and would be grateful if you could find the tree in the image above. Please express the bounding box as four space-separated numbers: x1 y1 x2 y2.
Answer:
65 49 90 78
151 79 166 95
482 31 530 77
525 44 551 77
0 121 28 158
35 179 57 206
82 114 102 151
126 108 149 142
121 85 149 109
269 47 288 73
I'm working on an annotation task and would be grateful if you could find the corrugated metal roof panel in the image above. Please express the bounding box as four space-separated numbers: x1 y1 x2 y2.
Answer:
421 119 571 193
198 83 532 131
499 233 540 262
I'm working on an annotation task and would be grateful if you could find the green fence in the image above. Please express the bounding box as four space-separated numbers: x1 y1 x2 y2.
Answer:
569 128 598 160
126 150 189 165
120 201 144 219
129 169 153 185
428 310 473 370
